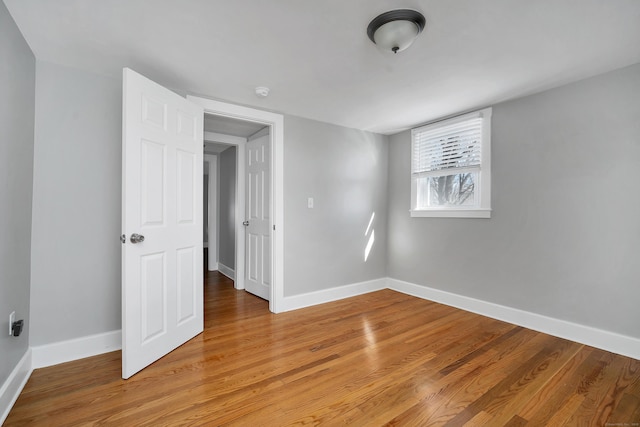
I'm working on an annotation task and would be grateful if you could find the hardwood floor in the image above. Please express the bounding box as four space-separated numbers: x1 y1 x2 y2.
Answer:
6 271 640 426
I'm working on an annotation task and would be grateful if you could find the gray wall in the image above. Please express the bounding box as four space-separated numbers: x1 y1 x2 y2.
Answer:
284 116 388 296
218 147 236 269
0 2 35 384
387 63 640 339
30 61 121 345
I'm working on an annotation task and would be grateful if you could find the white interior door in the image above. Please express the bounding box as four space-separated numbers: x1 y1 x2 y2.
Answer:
122 68 204 379
244 134 271 300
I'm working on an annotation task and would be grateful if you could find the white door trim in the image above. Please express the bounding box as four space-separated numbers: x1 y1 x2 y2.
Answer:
187 96 284 314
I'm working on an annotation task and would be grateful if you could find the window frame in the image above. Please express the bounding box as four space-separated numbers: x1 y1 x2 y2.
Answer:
410 107 492 218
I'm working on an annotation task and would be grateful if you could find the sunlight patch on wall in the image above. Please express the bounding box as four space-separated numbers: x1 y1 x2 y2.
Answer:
364 230 375 262
365 212 375 236
364 212 376 262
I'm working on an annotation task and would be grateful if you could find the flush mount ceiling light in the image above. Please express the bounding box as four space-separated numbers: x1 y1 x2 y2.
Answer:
367 9 426 54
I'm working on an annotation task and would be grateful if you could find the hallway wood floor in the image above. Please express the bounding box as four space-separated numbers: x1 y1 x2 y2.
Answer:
5 271 640 426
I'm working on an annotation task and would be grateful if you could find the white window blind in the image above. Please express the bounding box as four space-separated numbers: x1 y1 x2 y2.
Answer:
412 115 483 177
409 107 492 218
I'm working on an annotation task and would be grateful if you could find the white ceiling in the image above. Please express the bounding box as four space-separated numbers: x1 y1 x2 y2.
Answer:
5 0 640 135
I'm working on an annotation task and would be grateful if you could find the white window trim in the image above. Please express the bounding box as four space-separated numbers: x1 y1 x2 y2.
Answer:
410 107 492 218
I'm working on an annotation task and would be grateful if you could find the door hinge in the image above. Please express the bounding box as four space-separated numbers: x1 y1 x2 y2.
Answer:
273 225 276 231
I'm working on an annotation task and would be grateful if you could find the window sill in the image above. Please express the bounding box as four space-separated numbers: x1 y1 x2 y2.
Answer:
410 208 491 218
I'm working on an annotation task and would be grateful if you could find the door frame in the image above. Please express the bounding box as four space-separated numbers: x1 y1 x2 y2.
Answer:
187 95 284 314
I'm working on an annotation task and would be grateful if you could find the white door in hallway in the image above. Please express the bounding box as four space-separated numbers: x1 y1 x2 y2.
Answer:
121 68 204 379
244 134 271 300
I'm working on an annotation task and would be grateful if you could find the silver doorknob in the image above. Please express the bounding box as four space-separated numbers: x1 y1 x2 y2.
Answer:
130 233 145 244
242 221 249 226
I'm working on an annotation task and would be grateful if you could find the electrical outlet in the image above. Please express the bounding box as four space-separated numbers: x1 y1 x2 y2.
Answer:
9 311 15 336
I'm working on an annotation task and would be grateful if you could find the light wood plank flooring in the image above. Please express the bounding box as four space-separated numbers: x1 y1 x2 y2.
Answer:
6 271 640 426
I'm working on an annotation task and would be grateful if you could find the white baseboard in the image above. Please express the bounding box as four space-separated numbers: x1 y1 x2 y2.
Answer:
217 263 235 280
0 349 32 425
281 278 387 312
31 330 121 369
387 278 640 361
208 262 219 271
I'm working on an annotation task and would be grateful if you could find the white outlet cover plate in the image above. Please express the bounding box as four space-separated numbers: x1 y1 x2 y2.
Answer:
9 311 15 336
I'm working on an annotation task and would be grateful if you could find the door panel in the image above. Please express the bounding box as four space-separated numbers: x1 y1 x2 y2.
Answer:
176 247 196 324
122 68 203 379
263 236 271 286
140 252 166 343
140 140 165 226
244 134 270 300
177 149 196 224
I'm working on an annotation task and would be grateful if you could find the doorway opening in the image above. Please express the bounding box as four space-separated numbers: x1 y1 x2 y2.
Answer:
203 114 269 300
188 95 284 314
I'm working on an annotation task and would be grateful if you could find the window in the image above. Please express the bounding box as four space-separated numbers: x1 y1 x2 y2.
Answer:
411 108 492 218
